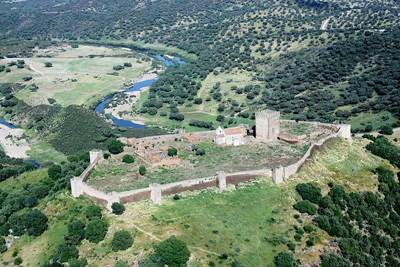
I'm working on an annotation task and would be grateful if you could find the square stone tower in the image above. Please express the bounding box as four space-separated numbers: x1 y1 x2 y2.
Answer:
255 110 280 141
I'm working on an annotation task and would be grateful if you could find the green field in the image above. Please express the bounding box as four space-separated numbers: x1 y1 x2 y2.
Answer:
0 45 152 107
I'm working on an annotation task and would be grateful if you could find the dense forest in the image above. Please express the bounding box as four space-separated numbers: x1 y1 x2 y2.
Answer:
0 0 399 129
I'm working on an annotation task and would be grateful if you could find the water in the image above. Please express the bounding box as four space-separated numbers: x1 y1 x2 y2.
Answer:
0 118 16 128
95 54 186 128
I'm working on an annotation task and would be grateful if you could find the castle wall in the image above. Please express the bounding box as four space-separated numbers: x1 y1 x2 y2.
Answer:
70 121 352 210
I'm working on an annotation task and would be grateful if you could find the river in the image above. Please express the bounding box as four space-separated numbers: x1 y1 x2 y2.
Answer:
94 54 186 128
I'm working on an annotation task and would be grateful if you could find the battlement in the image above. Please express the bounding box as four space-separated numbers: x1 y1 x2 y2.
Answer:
255 110 280 120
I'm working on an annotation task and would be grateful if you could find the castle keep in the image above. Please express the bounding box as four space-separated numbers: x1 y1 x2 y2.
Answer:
255 110 280 141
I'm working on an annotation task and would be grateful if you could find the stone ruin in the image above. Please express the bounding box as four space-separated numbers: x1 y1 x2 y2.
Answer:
255 109 281 141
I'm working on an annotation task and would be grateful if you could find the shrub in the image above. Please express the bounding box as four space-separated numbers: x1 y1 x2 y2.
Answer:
48 164 62 180
85 205 102 220
44 62 53 68
53 244 79 263
303 224 315 233
85 219 108 243
14 257 22 265
65 220 85 245
68 258 88 267
295 183 322 204
379 125 393 135
274 252 297 267
293 200 317 215
115 260 129 267
108 139 124 154
169 113 184 121
195 148 206 156
111 202 125 215
104 153 111 159
122 154 135 164
154 236 190 266
24 209 48 236
111 230 134 251
123 62 132 67
139 165 146 176
168 147 178 157
0 237 6 253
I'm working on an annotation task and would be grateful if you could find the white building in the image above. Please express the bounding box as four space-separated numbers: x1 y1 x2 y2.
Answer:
214 126 246 146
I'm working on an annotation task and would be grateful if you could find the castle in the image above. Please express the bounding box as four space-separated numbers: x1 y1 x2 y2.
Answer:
214 109 281 146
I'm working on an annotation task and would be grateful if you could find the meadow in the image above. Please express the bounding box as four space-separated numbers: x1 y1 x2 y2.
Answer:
0 45 152 107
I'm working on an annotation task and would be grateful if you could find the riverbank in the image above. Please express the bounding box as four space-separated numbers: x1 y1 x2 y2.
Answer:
0 124 30 159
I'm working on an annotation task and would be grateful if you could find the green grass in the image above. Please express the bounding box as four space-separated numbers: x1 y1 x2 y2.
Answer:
138 181 294 266
27 140 67 163
348 111 397 131
0 169 49 191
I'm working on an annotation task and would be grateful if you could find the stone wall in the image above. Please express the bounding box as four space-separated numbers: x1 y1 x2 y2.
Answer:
70 122 351 209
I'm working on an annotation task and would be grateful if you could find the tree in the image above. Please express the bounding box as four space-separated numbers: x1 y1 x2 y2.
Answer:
293 200 317 215
295 183 322 204
85 205 102 220
0 237 6 253
65 220 85 245
115 260 129 267
48 164 62 180
168 147 178 157
111 230 134 251
108 139 124 154
321 253 350 267
154 236 190 267
274 252 297 267
53 243 79 263
44 62 53 68
111 202 125 215
85 219 108 243
139 165 146 176
25 209 48 236
379 125 393 135
122 154 135 164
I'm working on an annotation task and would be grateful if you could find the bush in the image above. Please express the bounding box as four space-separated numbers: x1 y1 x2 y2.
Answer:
195 148 206 156
274 252 297 267
68 258 88 267
0 237 6 253
154 236 190 266
379 125 393 135
168 147 178 157
53 244 79 263
169 113 184 121
115 260 129 267
65 220 85 245
85 205 102 220
122 154 135 164
293 200 317 215
111 230 134 251
24 209 48 236
104 153 111 159
85 219 108 243
295 183 322 204
14 257 22 265
44 62 53 68
48 164 62 180
108 139 124 154
139 165 146 176
111 202 125 215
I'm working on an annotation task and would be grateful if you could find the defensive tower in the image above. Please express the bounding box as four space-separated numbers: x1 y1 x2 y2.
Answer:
255 110 280 141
